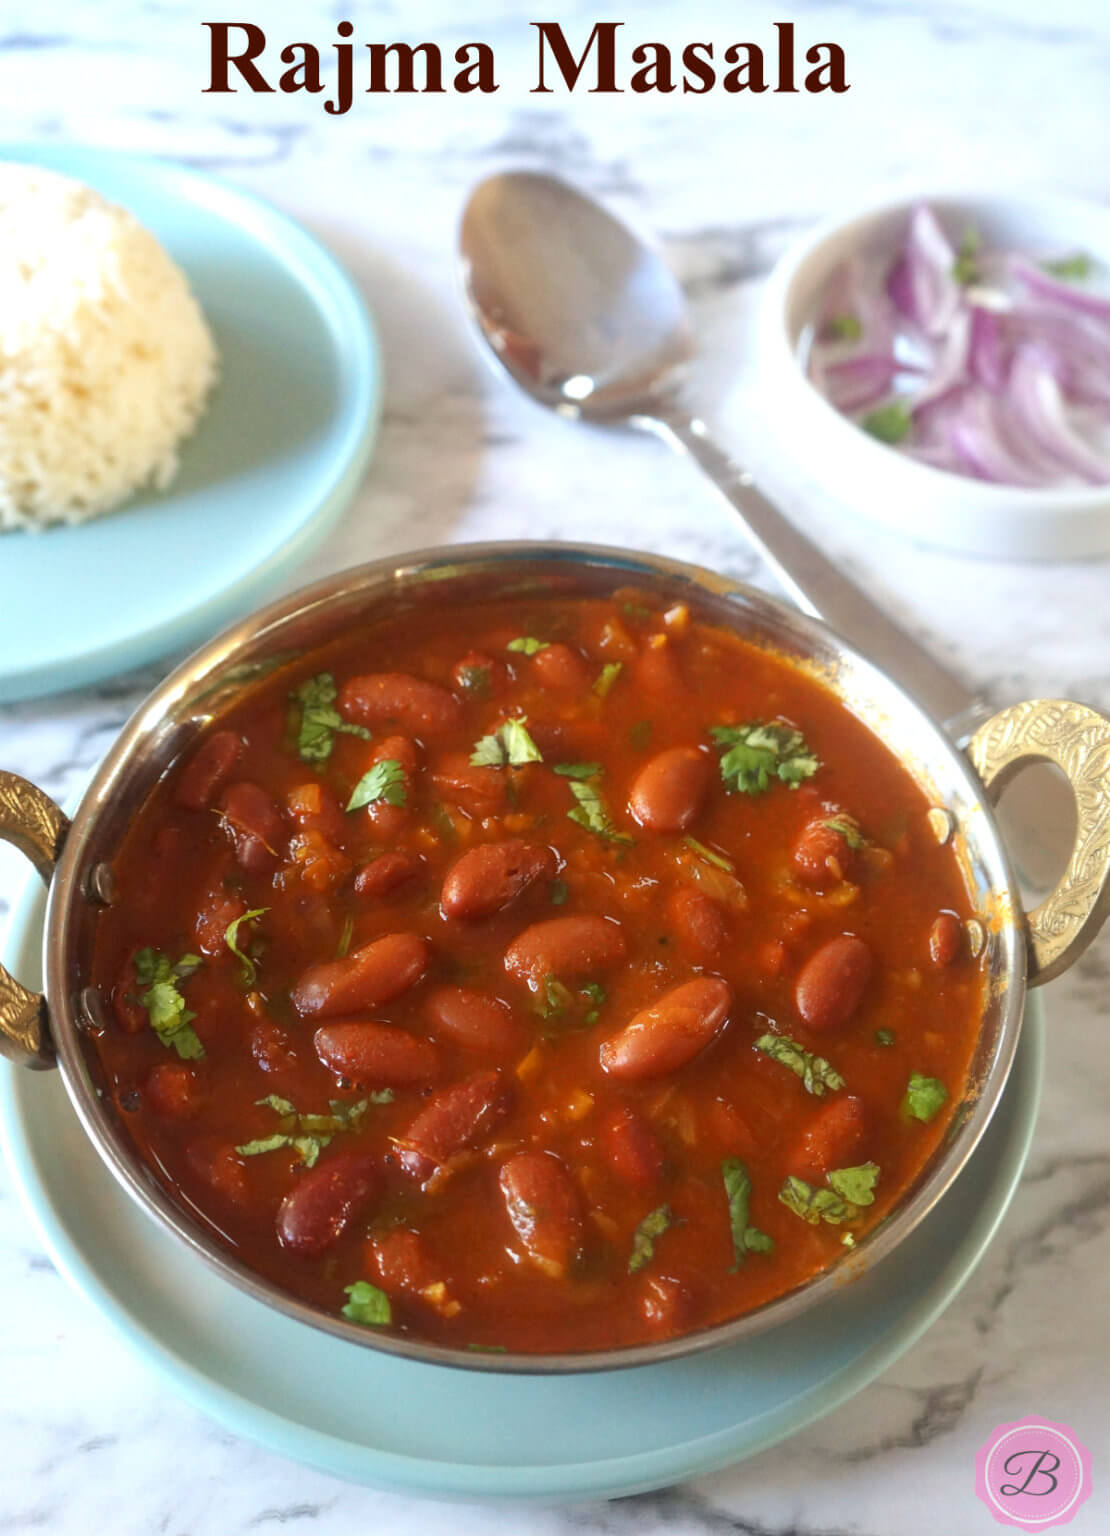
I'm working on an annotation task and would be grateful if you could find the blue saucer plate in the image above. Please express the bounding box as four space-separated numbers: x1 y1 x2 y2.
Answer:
0 872 1043 1501
0 144 381 702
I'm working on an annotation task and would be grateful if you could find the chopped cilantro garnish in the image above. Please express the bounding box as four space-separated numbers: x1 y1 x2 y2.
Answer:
347 758 407 813
860 401 912 445
133 948 205 1060
537 974 575 1019
778 1176 855 1226
342 1280 392 1327
470 717 543 768
550 878 569 906
621 602 653 622
566 778 633 845
721 1157 774 1271
711 722 820 796
779 1162 880 1227
902 1072 948 1123
823 813 864 850
236 1095 380 1168
581 979 606 1024
683 835 734 873
874 1027 895 1047
628 1204 674 1273
224 907 268 986
1041 252 1093 281
507 636 549 655
628 720 653 750
593 661 623 698
336 913 355 958
827 1162 880 1206
953 224 981 286
457 663 491 697
823 312 863 342
291 673 371 763
554 761 603 780
755 1033 845 1096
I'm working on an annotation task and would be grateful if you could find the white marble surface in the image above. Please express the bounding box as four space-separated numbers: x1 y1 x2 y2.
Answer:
2 2 1109 1530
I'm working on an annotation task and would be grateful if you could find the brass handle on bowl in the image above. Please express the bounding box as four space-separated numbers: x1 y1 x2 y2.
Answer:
968 699 1110 987
0 772 69 1069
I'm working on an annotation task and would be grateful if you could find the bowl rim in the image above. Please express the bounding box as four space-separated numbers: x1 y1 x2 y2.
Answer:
758 184 1110 512
40 540 1027 1375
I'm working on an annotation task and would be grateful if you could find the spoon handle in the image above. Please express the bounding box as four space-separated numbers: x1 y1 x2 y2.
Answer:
644 409 977 733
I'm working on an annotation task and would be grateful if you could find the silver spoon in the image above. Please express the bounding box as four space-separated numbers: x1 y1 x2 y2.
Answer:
459 169 1071 887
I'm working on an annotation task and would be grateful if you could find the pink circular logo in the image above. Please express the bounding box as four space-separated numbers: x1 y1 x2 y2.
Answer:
976 1417 1092 1531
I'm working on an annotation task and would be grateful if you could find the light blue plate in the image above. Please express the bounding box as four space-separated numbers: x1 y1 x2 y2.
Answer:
0 145 381 702
0 876 1041 1501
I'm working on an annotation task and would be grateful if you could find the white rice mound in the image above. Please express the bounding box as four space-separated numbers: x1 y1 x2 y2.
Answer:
0 163 218 531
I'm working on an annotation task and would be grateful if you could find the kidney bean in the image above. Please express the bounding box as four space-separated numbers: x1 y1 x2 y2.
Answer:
639 1274 694 1334
792 1094 868 1181
338 673 461 738
530 642 591 691
628 747 712 833
314 1021 440 1085
367 1228 437 1294
795 934 873 1032
277 1153 380 1257
249 1017 299 1074
291 932 429 1017
452 650 507 697
929 911 963 967
193 889 247 957
600 976 732 1079
499 1150 583 1279
219 781 285 874
757 938 788 982
667 885 727 965
441 839 557 921
505 915 628 987
425 986 526 1053
371 733 422 777
144 1061 204 1119
397 1069 509 1180
175 730 243 811
354 851 422 899
632 639 683 697
186 1140 248 1206
793 814 862 886
600 1105 664 1186
429 752 507 817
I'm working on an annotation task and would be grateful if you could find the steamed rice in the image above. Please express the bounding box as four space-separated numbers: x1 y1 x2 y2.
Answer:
0 163 218 531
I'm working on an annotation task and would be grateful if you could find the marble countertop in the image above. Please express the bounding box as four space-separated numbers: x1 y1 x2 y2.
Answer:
2 2 1109 1531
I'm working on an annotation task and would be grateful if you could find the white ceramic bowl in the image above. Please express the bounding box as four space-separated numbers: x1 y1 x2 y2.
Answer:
757 190 1110 560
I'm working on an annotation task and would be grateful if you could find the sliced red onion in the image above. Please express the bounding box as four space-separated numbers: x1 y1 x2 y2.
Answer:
885 203 960 338
1007 345 1110 483
822 353 921 412
1010 254 1110 321
968 306 1009 392
944 393 1052 487
808 202 1110 487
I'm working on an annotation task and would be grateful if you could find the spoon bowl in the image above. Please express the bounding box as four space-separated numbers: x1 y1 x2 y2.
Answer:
460 171 692 418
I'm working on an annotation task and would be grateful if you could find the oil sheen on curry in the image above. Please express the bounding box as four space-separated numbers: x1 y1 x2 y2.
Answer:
90 591 984 1355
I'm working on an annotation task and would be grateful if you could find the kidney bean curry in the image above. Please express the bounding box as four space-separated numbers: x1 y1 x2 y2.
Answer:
91 589 983 1356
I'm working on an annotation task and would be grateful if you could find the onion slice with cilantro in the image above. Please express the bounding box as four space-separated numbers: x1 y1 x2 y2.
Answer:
807 201 1110 486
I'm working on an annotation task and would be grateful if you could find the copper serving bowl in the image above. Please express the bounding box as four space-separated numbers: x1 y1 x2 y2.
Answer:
2 542 1108 1373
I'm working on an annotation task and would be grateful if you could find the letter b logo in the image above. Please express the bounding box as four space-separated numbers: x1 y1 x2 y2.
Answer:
976 1418 1091 1530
